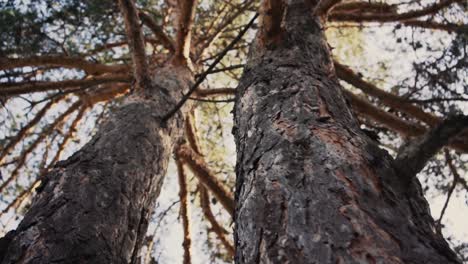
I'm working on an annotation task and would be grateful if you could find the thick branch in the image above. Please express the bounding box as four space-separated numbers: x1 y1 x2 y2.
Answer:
0 56 127 75
118 0 150 89
344 90 468 152
175 0 198 64
329 0 462 22
260 0 286 45
332 2 396 13
175 158 192 264
199 185 235 258
139 12 176 52
0 74 131 96
184 114 202 155
344 90 426 137
395 115 468 178
177 145 234 216
315 0 343 16
335 61 440 125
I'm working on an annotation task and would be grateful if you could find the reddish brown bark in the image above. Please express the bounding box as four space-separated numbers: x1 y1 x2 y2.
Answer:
233 1 461 263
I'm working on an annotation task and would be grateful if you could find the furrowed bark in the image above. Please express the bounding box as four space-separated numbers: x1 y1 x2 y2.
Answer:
0 66 193 264
233 1 460 263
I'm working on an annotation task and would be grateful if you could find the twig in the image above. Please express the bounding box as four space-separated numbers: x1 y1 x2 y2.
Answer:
161 13 258 122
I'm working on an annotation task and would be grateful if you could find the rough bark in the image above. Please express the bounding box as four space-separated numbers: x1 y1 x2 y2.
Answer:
233 1 461 263
0 66 193 264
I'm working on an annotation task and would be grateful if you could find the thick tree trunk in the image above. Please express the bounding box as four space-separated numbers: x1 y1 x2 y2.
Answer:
0 66 193 264
233 1 460 263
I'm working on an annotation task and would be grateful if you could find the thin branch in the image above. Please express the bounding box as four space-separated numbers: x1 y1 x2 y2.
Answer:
0 74 131 96
401 20 468 33
175 158 192 264
394 115 468 179
0 105 86 217
189 97 235 103
162 13 259 122
195 0 255 59
195 64 245 77
0 96 64 163
329 0 463 22
0 101 81 193
195 88 236 97
436 150 460 233
0 56 127 75
118 0 151 89
177 145 234 216
139 12 176 52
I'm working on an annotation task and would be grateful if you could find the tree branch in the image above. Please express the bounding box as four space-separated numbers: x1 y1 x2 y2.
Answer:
315 0 343 16
260 0 286 45
329 0 463 22
335 61 439 125
401 20 468 33
139 12 176 52
175 158 192 264
332 1 397 13
174 0 198 64
118 0 151 89
0 101 81 193
199 185 235 258
0 105 87 217
394 115 468 178
0 96 63 163
0 74 131 96
344 90 426 137
0 56 127 75
161 13 258 122
195 88 236 97
177 145 234 216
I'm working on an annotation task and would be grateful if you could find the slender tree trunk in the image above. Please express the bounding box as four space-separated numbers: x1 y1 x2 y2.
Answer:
0 66 193 264
233 1 460 263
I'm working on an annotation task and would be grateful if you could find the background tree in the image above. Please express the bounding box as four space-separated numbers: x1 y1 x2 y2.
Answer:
0 0 467 263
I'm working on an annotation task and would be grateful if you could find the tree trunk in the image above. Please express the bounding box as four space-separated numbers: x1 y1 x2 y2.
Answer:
0 66 193 264
233 1 461 263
